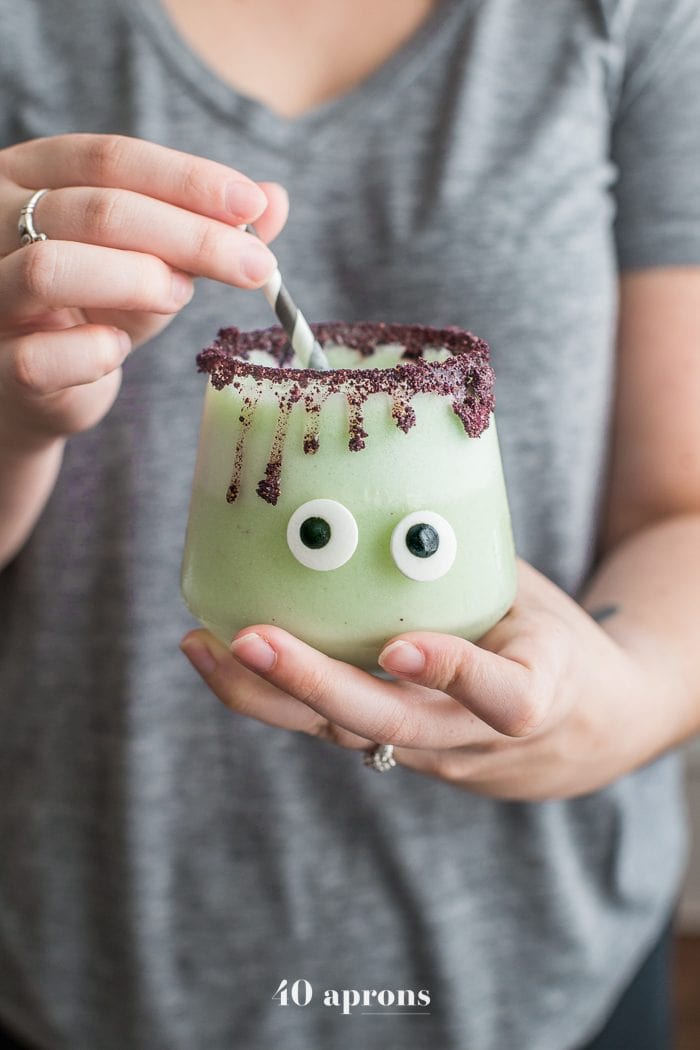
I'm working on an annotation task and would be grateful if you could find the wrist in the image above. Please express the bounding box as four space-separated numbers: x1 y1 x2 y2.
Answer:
592 610 690 764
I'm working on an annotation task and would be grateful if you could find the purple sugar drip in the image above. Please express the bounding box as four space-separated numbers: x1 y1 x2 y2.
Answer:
226 390 259 503
255 397 292 506
196 322 495 504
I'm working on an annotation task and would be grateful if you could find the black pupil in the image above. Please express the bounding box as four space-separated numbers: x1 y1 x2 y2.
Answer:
406 523 439 558
300 517 331 549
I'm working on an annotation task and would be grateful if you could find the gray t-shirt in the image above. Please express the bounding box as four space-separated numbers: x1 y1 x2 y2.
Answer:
1 1 700 1047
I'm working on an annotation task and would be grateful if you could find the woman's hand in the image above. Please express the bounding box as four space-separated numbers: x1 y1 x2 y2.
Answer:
0 133 288 442
181 559 680 801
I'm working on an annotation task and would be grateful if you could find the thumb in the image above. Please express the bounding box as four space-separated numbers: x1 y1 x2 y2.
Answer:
377 632 547 738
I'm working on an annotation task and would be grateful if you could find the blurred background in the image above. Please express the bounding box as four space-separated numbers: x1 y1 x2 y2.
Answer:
674 744 700 1047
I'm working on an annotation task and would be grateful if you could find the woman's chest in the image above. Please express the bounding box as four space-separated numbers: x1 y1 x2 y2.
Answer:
159 0 438 117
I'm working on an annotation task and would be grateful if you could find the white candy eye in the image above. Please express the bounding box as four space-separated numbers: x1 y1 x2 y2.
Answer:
390 511 457 581
287 499 358 571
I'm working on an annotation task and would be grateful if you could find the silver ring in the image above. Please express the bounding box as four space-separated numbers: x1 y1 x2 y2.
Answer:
18 188 50 246
363 743 397 772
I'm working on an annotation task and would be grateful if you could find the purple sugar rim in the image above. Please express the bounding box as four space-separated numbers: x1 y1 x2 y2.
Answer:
197 321 495 439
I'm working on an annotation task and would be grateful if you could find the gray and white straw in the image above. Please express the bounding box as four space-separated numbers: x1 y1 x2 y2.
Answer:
246 225 330 370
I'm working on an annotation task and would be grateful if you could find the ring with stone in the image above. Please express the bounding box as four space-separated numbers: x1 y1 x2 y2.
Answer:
363 743 397 772
18 188 50 246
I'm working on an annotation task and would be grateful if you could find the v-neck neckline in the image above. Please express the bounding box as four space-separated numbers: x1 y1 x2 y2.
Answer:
121 0 466 154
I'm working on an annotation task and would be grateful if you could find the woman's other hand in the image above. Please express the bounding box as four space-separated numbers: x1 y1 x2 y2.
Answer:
0 134 288 441
181 558 677 801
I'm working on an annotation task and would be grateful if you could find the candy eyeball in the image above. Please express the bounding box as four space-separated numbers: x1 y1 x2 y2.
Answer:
390 511 457 581
287 499 359 571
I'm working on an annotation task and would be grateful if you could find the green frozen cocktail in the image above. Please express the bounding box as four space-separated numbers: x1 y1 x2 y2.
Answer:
181 322 517 670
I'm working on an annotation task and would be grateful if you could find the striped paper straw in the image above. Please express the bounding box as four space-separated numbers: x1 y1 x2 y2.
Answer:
246 225 330 370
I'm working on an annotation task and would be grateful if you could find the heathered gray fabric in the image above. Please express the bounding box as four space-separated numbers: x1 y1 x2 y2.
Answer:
1 1 699 1047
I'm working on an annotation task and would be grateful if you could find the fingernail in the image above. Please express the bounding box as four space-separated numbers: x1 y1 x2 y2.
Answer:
240 240 276 284
378 640 425 676
226 180 267 219
231 632 276 673
181 638 218 676
171 271 194 304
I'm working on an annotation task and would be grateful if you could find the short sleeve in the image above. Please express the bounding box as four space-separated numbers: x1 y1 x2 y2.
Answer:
611 0 700 270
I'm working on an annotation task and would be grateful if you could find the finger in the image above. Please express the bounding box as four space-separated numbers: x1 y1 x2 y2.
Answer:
0 240 194 325
377 631 550 738
180 630 371 750
1 324 131 397
224 625 493 750
2 186 277 287
394 741 529 798
4 134 271 225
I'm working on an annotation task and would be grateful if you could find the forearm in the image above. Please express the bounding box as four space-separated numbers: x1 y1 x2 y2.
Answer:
0 428 64 568
582 512 700 755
